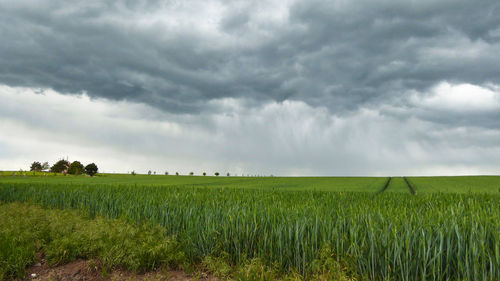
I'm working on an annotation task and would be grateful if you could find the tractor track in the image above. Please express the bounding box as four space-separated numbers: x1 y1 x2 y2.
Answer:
403 177 417 195
377 177 392 194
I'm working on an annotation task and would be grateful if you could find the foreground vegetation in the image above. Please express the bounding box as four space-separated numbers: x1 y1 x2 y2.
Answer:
0 175 499 280
0 202 184 280
0 202 353 280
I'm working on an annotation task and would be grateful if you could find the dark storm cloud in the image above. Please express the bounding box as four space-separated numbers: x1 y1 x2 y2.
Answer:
1 0 499 114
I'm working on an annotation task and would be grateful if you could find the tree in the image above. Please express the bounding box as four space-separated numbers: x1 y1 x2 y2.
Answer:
131 170 136 176
165 171 169 175
175 172 179 176
148 170 152 175
226 172 230 177
84 163 98 176
67 161 85 175
203 172 206 176
189 172 194 176
41 162 50 171
215 172 219 176
30 161 42 172
50 159 70 173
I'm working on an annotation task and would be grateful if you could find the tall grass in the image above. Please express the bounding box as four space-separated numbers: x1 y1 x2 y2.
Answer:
0 182 498 280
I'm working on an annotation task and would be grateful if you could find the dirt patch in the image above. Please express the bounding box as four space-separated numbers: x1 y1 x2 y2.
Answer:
24 259 102 281
23 258 217 281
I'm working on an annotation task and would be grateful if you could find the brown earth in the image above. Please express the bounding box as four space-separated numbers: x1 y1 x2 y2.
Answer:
22 258 218 281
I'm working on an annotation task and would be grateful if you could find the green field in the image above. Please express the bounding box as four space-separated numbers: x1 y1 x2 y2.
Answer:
1 173 499 280
2 173 500 193
408 176 500 194
0 172 387 192
384 177 410 193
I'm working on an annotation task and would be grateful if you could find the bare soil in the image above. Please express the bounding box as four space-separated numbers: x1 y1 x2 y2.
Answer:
22 258 218 281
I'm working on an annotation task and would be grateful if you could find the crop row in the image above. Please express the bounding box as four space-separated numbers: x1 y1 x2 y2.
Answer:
0 182 498 280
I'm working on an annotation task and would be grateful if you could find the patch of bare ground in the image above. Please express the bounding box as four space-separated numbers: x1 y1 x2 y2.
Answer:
22 258 217 281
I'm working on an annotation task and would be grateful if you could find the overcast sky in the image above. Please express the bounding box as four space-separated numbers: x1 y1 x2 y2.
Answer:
1 0 500 176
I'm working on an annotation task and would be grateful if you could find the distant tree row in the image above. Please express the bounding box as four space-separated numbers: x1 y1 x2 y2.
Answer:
30 160 98 176
139 171 232 176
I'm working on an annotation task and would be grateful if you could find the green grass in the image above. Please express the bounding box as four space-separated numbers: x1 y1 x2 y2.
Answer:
385 177 410 193
0 179 498 281
0 202 185 280
0 173 387 192
3 172 500 193
0 201 355 281
408 176 500 194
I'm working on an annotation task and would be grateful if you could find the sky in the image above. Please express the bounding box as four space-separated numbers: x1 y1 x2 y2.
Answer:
1 0 500 176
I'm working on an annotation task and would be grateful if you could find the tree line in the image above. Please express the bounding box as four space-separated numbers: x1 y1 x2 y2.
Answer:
141 171 273 177
142 170 229 176
30 159 98 176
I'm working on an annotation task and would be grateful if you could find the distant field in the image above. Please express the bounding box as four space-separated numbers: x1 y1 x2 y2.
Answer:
0 172 387 192
408 176 500 193
1 173 499 280
1 172 500 193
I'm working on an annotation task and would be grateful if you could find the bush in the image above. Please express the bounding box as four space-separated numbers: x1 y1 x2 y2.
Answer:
215 172 219 176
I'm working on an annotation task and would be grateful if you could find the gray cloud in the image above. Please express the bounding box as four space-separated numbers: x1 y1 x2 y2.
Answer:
1 0 499 114
2 87 500 175
1 0 500 175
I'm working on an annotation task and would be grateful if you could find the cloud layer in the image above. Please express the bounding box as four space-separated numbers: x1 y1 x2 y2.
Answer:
1 0 499 175
1 85 499 175
1 0 500 113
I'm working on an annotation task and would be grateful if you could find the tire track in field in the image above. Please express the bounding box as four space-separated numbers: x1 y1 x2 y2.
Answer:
403 177 417 195
377 177 392 194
